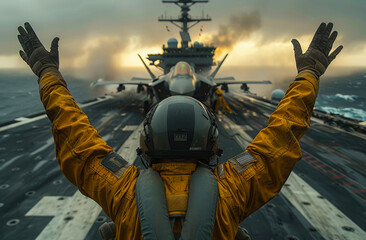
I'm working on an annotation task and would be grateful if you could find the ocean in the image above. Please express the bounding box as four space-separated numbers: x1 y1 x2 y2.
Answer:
314 73 366 122
0 66 365 124
0 71 95 124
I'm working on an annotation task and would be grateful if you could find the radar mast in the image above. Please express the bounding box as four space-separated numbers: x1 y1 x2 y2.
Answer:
158 0 211 48
147 0 216 74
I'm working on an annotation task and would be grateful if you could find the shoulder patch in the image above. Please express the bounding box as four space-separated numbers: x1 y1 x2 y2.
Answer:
235 151 255 165
217 164 225 179
229 151 256 174
100 152 129 178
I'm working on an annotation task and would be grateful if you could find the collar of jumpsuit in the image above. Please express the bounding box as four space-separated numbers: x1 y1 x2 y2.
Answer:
151 162 198 232
152 162 197 174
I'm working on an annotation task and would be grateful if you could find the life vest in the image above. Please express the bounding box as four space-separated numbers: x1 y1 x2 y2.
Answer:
135 164 219 240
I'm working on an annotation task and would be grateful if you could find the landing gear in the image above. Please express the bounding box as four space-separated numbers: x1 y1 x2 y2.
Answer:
117 84 125 92
221 83 229 93
240 83 249 92
137 85 145 93
144 100 150 113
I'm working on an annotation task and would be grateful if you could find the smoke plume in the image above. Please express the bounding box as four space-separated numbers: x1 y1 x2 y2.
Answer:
205 12 261 57
66 36 127 81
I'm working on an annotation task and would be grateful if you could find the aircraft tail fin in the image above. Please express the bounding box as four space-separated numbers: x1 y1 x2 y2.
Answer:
138 54 156 80
210 53 228 79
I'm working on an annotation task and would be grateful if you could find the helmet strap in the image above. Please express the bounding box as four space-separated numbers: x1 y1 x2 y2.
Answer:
139 155 149 169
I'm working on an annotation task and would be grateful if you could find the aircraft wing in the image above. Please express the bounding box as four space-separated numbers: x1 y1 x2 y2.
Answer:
131 77 151 81
213 77 235 82
209 55 271 86
214 80 272 86
90 78 151 87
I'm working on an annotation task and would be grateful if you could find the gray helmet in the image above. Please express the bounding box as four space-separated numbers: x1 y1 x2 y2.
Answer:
139 96 220 164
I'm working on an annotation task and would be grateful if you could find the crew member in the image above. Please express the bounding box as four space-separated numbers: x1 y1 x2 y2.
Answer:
17 22 342 239
214 87 233 114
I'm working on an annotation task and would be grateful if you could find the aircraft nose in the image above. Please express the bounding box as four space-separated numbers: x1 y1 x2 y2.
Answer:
169 76 196 96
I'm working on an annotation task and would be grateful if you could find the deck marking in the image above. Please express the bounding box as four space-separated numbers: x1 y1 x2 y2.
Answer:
353 189 366 194
218 114 252 147
0 155 23 171
303 151 366 201
332 175 346 180
343 182 356 186
0 115 47 132
25 191 102 240
94 111 119 132
229 124 254 131
122 125 139 131
78 96 112 108
113 122 124 131
25 119 144 239
0 97 112 133
117 122 144 164
314 164 327 169
31 160 49 173
232 92 274 109
262 112 271 118
282 173 366 240
220 114 366 240
232 92 366 140
324 169 336 174
242 125 254 131
250 122 263 130
302 155 313 160
30 137 54 156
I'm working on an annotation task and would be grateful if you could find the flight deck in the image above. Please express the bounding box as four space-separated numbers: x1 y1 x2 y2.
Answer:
0 93 365 240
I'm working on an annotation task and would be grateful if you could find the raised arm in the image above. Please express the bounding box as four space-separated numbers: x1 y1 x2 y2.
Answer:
216 23 343 221
17 23 137 219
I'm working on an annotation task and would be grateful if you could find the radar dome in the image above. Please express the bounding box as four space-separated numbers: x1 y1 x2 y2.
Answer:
193 41 200 47
167 38 178 48
271 89 285 101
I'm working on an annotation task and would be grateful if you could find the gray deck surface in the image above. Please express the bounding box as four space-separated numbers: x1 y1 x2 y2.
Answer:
0 93 365 239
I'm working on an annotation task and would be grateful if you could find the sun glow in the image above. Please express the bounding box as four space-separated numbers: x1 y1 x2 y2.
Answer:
225 34 366 68
223 34 313 67
118 46 162 67
0 55 26 69
2 34 365 71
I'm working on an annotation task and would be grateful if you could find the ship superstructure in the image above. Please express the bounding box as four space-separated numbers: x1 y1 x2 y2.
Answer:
147 0 216 74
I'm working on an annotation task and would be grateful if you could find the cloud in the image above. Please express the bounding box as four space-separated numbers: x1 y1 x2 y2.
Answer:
1 0 366 72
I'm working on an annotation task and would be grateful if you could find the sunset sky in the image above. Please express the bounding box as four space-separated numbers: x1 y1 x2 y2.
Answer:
0 0 365 75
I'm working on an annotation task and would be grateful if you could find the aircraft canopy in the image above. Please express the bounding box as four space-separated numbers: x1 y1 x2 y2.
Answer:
172 62 193 77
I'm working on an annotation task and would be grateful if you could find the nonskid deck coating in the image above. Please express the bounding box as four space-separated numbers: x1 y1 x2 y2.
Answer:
0 93 365 240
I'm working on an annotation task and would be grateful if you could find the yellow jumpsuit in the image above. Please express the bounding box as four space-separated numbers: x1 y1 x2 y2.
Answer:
39 70 318 239
214 88 233 113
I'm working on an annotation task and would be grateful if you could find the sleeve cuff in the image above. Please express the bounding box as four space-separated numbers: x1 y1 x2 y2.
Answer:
297 70 318 80
38 69 67 91
295 71 319 94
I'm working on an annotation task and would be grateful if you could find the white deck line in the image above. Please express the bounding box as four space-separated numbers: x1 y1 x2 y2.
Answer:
283 173 366 240
220 114 366 239
25 192 102 240
24 119 144 239
0 115 47 132
231 92 366 140
117 122 144 164
0 96 111 133
0 154 23 171
78 96 112 108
